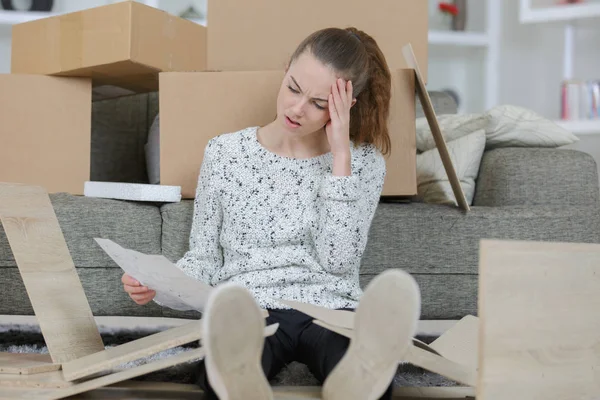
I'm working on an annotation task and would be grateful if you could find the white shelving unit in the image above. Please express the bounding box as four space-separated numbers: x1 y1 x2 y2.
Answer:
520 0 600 23
555 120 600 136
428 30 490 47
520 0 600 135
426 0 501 113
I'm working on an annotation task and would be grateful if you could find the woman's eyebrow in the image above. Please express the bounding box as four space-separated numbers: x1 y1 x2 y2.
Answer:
290 76 329 103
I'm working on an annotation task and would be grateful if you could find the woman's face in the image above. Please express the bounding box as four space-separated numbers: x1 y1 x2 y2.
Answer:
275 51 338 137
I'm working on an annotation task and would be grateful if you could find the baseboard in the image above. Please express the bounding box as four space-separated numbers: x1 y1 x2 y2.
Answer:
0 315 459 336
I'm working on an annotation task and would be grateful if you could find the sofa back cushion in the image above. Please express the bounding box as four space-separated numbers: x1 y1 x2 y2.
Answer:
473 148 599 207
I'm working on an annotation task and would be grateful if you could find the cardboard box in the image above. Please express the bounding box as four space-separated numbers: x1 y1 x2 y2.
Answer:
10 1 207 100
206 0 429 81
159 70 416 198
0 75 92 194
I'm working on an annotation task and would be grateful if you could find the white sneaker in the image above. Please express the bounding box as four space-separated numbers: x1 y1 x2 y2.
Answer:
202 282 273 400
322 269 421 400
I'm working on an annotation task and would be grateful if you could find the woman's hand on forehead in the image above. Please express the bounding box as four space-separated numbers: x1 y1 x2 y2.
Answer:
325 78 353 158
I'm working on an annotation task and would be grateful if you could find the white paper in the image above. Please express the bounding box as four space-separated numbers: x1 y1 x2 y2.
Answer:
94 238 213 312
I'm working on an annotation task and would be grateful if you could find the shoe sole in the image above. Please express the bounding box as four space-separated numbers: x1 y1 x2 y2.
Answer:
322 269 421 400
203 283 273 400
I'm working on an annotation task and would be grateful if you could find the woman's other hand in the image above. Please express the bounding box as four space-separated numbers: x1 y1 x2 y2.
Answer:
121 273 156 305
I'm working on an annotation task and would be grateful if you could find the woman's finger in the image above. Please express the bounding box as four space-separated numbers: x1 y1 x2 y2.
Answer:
347 80 354 104
328 93 338 120
131 291 154 300
124 284 150 295
122 273 139 286
337 78 349 109
332 80 345 112
131 291 155 303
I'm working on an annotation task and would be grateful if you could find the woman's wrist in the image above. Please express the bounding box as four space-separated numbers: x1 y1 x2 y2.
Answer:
332 150 351 176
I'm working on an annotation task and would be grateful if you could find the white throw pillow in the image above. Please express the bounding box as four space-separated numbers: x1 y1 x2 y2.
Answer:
485 104 579 149
416 105 579 153
416 113 487 153
416 129 486 206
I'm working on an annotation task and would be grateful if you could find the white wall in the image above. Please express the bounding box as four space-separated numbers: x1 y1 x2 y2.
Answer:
498 1 600 120
497 1 600 177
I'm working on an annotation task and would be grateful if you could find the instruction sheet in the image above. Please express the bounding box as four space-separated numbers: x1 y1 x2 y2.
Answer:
94 238 213 312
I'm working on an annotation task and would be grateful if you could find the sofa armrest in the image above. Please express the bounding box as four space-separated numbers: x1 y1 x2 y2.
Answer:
473 148 599 207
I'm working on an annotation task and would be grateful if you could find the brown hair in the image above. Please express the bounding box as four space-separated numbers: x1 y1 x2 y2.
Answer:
288 27 392 156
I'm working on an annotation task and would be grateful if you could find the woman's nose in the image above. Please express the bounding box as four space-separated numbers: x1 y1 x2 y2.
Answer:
291 100 306 116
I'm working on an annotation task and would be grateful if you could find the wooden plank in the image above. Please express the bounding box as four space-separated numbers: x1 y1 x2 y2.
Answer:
270 385 475 399
62 319 203 381
278 299 355 329
312 319 353 338
313 319 475 387
63 320 280 382
392 386 475 399
0 315 458 337
0 183 104 364
288 305 441 356
3 348 206 400
29 323 278 400
0 353 60 375
0 323 279 398
429 315 479 371
478 239 600 400
404 345 476 387
401 44 469 211
0 370 73 389
0 385 476 400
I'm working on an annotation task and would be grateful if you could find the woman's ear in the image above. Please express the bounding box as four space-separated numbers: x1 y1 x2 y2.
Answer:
351 98 357 108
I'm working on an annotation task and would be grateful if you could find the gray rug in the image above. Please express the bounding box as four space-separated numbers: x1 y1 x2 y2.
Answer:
0 324 460 388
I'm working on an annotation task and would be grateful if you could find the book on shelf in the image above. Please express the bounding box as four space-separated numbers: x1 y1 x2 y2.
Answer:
561 79 600 121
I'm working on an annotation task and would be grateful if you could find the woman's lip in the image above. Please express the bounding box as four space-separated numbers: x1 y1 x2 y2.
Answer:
286 116 301 126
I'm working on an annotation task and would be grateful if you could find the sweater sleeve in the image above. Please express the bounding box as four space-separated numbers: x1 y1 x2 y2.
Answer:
310 147 386 275
174 139 224 285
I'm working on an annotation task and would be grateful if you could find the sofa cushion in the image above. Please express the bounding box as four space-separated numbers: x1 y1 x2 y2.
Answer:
0 193 163 268
0 193 164 316
363 202 600 319
91 93 151 183
161 199 600 320
474 148 600 207
161 201 195 264
0 267 166 317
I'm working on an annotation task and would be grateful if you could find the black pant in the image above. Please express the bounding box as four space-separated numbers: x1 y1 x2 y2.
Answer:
196 309 394 400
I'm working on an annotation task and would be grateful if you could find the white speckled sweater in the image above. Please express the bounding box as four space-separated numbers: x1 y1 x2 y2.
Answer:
175 126 386 310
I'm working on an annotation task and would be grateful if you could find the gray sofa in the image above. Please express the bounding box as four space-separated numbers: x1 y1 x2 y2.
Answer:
1 92 599 323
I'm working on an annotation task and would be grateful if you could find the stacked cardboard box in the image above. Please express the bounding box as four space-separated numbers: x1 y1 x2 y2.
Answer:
0 0 428 198
0 1 206 194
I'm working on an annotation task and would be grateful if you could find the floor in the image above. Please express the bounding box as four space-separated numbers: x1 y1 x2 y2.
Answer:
0 382 476 400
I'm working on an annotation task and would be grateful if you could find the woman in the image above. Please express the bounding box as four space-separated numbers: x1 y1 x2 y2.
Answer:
122 27 416 400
